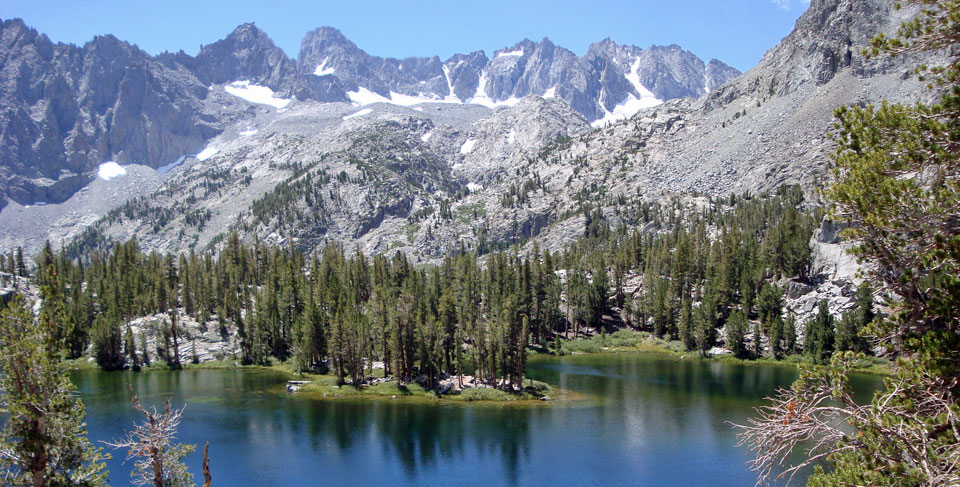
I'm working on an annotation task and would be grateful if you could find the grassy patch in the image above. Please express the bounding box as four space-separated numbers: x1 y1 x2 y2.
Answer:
454 201 486 224
288 370 552 403
555 331 893 375
560 330 666 354
404 223 420 243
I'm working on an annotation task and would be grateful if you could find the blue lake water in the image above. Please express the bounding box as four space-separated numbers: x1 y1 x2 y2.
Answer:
73 353 882 486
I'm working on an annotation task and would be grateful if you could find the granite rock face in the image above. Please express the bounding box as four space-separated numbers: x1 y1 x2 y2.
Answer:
0 19 223 207
0 17 739 209
192 23 298 93
297 29 740 121
2 0 934 267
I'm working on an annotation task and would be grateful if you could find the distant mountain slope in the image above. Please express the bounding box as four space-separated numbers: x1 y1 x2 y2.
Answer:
0 18 738 210
4 0 936 264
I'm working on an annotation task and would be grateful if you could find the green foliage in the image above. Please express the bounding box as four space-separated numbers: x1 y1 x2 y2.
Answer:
725 309 748 359
783 312 798 354
0 296 109 486
768 315 785 359
744 3 960 484
91 312 125 371
757 283 783 331
804 301 835 364
694 292 717 356
35 179 827 386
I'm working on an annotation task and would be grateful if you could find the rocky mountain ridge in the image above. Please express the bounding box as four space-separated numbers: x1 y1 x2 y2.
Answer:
0 0 942 272
0 17 738 210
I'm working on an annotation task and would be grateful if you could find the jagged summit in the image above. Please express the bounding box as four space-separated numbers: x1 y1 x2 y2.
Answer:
194 22 298 92
0 0 940 264
0 17 739 211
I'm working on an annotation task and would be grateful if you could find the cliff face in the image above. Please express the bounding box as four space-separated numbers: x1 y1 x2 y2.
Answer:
0 19 227 207
0 19 740 209
0 0 938 264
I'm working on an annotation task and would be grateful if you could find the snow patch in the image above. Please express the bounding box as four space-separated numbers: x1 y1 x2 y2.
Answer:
441 64 460 102
239 128 258 137
343 108 373 120
467 71 523 108
507 129 516 144
591 58 662 127
389 91 452 106
466 182 483 192
624 58 662 103
156 156 187 174
346 75 520 110
460 139 476 154
420 131 433 142
314 57 335 76
496 48 524 58
97 161 126 181
224 80 291 109
412 107 423 112
347 87 390 105
347 87 461 107
543 86 557 99
196 146 219 161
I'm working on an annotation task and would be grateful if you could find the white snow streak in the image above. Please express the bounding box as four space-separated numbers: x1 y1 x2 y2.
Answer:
466 182 483 192
496 49 524 58
466 70 522 108
460 139 476 154
591 58 662 127
346 72 521 110
224 80 291 109
239 128 258 136
343 108 373 120
346 87 462 107
314 57 335 76
507 129 516 144
441 64 461 102
543 86 557 99
420 131 433 142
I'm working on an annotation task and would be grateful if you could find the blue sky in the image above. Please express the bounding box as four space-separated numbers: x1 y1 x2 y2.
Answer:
0 0 809 72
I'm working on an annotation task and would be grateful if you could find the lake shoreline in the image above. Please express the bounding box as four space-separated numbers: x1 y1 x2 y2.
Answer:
66 358 571 405
64 330 889 407
546 330 893 376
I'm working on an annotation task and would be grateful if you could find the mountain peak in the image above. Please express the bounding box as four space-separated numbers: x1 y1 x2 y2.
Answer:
194 21 295 90
223 22 268 43
301 26 354 49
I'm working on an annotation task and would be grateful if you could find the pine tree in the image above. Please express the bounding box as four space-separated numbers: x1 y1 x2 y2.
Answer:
783 312 797 354
91 312 126 371
693 292 717 356
768 315 784 359
0 296 109 486
757 283 783 332
804 300 834 364
678 297 695 351
14 246 26 277
751 320 762 357
124 325 141 371
725 309 748 359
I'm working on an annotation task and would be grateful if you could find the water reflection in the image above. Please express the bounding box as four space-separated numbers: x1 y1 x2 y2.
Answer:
71 355 882 487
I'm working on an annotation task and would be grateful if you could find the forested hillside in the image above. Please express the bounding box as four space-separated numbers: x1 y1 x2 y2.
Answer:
0 185 877 388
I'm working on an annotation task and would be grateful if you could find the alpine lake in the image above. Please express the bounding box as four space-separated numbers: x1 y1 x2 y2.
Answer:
72 353 882 486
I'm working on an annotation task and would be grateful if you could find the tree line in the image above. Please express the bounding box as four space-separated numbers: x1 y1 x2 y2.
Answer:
1 184 880 387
